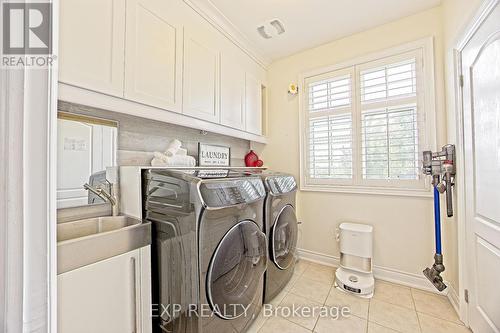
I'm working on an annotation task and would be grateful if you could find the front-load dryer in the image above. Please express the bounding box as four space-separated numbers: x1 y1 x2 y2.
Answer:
143 169 267 333
252 172 298 303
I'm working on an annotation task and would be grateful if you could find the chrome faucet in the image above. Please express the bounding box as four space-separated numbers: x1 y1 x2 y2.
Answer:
83 181 119 216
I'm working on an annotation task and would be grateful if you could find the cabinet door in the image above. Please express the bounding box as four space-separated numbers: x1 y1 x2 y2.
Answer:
245 74 263 135
58 250 141 333
182 28 220 123
124 0 183 113
59 0 125 97
220 55 245 130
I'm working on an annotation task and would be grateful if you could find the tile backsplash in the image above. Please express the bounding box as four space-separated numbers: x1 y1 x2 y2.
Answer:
58 101 250 166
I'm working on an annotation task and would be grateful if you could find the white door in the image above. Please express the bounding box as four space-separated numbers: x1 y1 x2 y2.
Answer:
124 0 183 113
59 0 126 97
220 54 245 130
245 74 263 135
461 3 500 333
182 27 220 123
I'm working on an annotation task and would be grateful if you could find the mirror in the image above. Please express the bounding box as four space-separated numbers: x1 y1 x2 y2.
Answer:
57 112 118 208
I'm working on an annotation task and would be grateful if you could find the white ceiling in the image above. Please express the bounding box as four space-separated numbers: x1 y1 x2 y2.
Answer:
206 0 441 61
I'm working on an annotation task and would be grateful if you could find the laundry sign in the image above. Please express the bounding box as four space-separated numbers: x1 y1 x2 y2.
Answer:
198 143 231 166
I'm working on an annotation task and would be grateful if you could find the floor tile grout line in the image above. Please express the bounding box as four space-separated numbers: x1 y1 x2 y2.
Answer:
366 319 405 333
311 283 331 333
290 260 465 332
285 292 324 307
372 281 416 310
371 297 421 313
416 311 467 327
411 287 423 333
369 298 421 332
410 287 465 326
280 314 314 332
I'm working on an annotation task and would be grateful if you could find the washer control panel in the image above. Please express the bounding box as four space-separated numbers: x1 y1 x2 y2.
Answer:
200 178 265 207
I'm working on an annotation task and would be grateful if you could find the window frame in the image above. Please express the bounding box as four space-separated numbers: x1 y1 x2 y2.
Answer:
299 38 437 197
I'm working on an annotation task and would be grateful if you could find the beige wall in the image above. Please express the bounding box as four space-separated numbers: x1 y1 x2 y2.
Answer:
260 7 449 282
440 0 484 293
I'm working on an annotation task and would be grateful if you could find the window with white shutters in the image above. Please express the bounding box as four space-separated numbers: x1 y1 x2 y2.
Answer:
301 41 435 194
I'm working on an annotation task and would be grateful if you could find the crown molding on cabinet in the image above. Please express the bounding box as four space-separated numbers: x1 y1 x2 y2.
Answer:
183 0 271 68
59 83 268 144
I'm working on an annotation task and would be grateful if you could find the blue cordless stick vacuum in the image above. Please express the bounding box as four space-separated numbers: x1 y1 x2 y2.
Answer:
422 145 456 292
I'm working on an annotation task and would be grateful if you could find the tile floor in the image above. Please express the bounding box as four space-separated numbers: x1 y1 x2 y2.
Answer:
248 259 471 333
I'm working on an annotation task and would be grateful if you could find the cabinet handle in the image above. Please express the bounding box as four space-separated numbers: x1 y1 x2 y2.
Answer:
131 257 138 333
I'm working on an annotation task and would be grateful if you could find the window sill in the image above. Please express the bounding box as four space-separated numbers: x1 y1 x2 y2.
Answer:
300 184 433 198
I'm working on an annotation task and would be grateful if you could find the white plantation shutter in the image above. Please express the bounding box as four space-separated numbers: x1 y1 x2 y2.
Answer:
360 59 417 103
361 105 419 180
359 55 421 182
305 69 354 183
309 114 352 179
302 44 431 191
309 74 351 111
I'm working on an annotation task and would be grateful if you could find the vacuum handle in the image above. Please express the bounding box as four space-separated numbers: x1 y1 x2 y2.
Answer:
446 173 453 217
434 186 442 255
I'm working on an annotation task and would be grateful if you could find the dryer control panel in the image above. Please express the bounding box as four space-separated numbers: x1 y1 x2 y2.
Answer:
200 178 265 207
265 175 297 195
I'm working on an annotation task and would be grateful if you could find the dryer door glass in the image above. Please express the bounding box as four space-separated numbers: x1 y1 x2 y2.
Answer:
271 205 298 270
207 220 267 320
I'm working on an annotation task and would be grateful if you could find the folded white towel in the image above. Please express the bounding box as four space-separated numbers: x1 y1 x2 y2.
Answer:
151 154 196 167
151 157 166 167
176 148 187 156
153 151 168 162
165 139 182 157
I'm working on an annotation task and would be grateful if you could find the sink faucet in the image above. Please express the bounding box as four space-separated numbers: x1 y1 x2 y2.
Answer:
83 181 119 216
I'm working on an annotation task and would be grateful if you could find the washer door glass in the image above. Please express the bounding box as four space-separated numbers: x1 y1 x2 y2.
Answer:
271 205 298 270
207 220 267 320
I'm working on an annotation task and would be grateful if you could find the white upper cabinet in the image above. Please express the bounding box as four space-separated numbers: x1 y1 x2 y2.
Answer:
59 0 267 142
182 23 220 123
59 0 125 97
124 0 183 113
220 54 245 130
245 74 263 135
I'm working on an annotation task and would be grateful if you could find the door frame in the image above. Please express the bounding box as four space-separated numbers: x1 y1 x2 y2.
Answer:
0 0 59 331
453 0 499 326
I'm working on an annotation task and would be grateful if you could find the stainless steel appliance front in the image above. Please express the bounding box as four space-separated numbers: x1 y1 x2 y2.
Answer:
259 173 298 303
143 169 267 333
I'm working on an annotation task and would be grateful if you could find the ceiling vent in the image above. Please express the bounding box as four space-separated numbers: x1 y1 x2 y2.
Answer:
257 26 272 39
257 19 285 39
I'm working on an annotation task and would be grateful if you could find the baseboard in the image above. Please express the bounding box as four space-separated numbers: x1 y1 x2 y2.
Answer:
297 248 448 295
447 284 460 316
298 248 340 267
